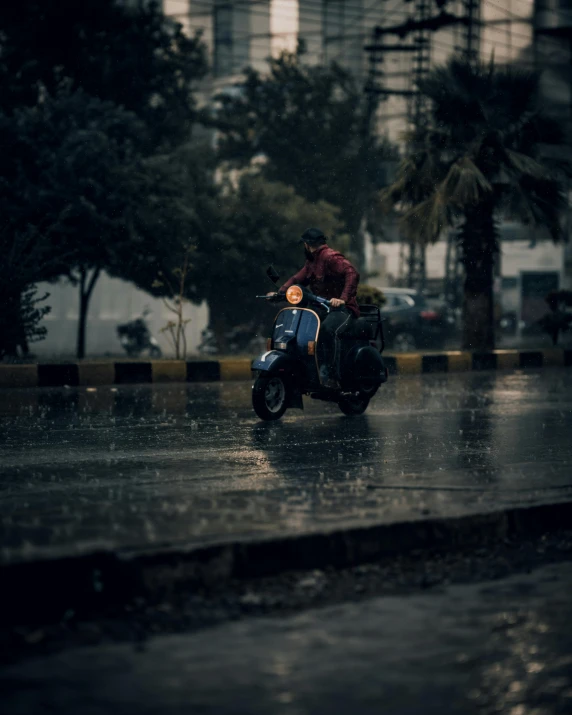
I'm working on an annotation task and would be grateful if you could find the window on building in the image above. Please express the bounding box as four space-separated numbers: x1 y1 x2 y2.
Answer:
214 4 233 77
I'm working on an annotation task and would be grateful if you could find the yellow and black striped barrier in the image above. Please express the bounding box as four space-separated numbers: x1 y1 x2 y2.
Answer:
384 348 572 375
0 349 570 388
0 359 247 389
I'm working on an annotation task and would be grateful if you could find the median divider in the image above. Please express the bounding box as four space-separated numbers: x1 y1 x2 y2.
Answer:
219 358 253 382
78 362 115 386
0 349 571 388
0 364 37 388
151 360 187 383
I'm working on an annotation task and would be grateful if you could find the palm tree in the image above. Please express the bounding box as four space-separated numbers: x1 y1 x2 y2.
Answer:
381 58 568 350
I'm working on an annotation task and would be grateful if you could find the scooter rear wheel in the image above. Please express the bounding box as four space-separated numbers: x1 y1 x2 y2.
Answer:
338 394 370 416
252 376 288 421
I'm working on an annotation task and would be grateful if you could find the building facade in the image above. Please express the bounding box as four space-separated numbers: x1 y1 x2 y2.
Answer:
36 1 571 356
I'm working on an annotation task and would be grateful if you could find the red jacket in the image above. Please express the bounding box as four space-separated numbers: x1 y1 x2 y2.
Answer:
280 245 360 317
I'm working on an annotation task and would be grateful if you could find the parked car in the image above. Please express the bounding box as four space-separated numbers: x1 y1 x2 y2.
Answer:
380 288 457 352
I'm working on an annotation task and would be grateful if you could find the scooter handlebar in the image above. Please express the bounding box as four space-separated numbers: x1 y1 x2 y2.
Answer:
303 291 331 311
255 289 331 309
256 292 286 303
313 295 332 308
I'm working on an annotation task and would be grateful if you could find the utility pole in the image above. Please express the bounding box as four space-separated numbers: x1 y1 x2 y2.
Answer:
410 0 432 130
363 29 420 277
463 0 481 64
364 28 420 287
365 3 469 289
405 0 433 293
444 0 480 309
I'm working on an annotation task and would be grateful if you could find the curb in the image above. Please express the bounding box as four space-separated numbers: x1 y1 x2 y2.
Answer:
0 349 571 388
2 499 572 625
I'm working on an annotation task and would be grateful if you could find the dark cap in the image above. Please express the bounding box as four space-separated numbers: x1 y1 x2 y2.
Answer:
299 227 326 245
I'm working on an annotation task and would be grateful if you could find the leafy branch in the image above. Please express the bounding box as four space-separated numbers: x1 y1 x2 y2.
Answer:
153 244 194 359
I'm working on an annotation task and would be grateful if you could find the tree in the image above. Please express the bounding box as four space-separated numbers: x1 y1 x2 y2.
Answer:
187 172 346 351
0 0 208 358
154 246 195 360
0 221 65 358
0 0 207 149
209 52 395 272
381 58 568 350
0 287 51 361
0 276 51 361
0 89 199 358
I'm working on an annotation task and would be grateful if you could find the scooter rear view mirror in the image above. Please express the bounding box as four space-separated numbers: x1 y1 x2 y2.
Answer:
266 265 280 285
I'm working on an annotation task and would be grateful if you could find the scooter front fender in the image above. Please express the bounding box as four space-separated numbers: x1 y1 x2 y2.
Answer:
252 350 299 375
252 351 304 410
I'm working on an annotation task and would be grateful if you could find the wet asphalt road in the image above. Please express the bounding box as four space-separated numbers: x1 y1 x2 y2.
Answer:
2 560 572 714
1 369 572 565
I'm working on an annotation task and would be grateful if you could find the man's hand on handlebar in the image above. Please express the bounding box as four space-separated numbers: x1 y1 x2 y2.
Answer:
330 298 345 308
265 291 285 302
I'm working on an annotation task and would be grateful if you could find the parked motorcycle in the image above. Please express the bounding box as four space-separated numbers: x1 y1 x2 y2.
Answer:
198 322 267 355
197 327 218 355
117 309 162 358
251 268 388 421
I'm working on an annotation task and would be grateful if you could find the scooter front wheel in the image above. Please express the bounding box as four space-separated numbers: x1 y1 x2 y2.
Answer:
338 394 370 416
252 376 288 421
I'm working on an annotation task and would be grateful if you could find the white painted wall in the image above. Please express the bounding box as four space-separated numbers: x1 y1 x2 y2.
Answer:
34 273 208 358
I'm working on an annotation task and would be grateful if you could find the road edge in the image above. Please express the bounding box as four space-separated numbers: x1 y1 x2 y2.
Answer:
2 499 572 625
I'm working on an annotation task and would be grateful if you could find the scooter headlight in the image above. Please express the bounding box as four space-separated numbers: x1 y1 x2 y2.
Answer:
286 285 303 305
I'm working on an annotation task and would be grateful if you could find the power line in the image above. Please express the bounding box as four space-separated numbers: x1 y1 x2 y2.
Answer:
327 0 408 63
166 0 406 18
430 35 535 60
243 27 535 65
168 0 409 33
172 2 540 81
165 0 539 31
482 0 532 21
198 0 408 81
228 2 404 62
168 1 533 51
364 5 479 102
177 1 400 23
365 42 538 105
209 14 535 55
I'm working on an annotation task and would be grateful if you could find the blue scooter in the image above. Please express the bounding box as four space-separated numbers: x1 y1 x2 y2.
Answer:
252 268 388 421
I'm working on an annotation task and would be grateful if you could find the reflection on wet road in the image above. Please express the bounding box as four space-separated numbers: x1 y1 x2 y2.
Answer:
1 370 572 563
2 561 572 714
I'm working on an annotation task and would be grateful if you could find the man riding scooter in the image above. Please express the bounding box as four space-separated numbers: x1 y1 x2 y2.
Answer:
267 228 360 390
